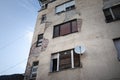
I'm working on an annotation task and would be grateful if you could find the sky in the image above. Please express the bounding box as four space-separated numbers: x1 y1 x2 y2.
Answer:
0 0 40 75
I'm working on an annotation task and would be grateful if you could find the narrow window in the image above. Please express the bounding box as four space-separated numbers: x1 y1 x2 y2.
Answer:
53 26 60 38
36 34 43 47
52 59 57 72
41 14 46 23
30 61 39 79
113 38 120 61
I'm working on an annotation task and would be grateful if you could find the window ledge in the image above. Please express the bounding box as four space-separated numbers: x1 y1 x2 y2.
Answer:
48 67 82 75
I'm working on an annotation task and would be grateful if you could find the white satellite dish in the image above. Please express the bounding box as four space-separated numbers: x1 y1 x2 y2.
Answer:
74 46 86 54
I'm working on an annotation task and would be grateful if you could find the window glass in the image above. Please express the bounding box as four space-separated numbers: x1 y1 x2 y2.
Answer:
54 26 60 37
112 5 120 19
59 51 71 70
51 49 80 72
71 20 77 32
60 22 71 36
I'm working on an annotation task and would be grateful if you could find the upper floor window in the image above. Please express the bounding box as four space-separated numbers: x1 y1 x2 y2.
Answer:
41 4 48 10
113 38 120 61
36 34 43 47
53 19 78 38
50 49 80 72
55 0 75 14
30 61 39 80
103 0 120 23
41 14 46 23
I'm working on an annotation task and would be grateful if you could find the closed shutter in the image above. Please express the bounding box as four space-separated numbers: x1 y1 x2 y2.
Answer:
112 5 120 19
71 20 78 32
56 4 65 13
59 50 71 70
114 38 120 60
74 52 80 67
54 26 60 37
60 22 71 36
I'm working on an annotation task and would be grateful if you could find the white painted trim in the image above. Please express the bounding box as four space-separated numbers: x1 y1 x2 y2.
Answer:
71 50 74 68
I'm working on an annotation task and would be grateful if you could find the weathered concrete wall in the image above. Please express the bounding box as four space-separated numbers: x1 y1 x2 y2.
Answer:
24 0 120 80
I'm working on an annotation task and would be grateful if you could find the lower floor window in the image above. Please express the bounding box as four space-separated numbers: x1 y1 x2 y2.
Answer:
30 61 39 79
50 49 80 72
113 38 120 61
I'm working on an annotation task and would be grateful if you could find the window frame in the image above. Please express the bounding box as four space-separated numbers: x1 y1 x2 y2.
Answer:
30 61 39 79
53 19 78 38
50 49 80 72
36 34 43 47
55 0 75 14
103 4 120 23
41 14 47 23
113 38 120 61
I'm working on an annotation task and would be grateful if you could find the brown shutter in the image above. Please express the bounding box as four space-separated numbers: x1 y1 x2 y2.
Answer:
53 26 59 37
60 22 71 36
59 50 71 70
71 20 78 32
74 52 80 67
77 19 82 31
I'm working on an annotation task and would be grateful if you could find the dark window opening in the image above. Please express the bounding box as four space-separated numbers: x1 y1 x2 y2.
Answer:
103 4 120 23
113 38 120 61
52 59 57 72
41 14 46 23
66 5 75 11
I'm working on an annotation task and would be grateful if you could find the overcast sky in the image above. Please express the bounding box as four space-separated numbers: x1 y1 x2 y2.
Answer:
0 0 40 75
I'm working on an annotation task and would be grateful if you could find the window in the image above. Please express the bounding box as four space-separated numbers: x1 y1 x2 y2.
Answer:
36 34 43 47
41 14 46 23
50 49 80 72
30 61 39 79
53 19 78 38
41 4 48 10
103 2 120 23
55 0 75 14
113 38 120 61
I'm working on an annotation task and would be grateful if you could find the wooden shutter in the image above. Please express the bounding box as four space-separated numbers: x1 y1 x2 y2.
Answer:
114 38 120 60
54 26 60 37
77 19 82 31
59 50 71 70
60 22 71 36
74 52 80 67
71 20 78 33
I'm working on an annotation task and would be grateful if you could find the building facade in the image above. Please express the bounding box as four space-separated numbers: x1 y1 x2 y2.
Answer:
24 0 120 80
